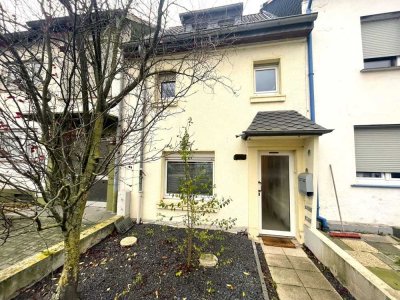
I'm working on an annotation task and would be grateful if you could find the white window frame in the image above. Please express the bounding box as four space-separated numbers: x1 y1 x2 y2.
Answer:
164 154 215 199
355 172 400 186
254 65 278 94
158 72 176 100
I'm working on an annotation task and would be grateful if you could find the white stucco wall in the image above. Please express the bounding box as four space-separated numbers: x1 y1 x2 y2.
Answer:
312 0 400 226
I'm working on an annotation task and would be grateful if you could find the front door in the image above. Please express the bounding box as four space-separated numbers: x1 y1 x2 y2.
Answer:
259 152 295 236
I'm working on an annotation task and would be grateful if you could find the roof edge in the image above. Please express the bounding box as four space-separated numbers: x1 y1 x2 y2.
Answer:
242 128 333 140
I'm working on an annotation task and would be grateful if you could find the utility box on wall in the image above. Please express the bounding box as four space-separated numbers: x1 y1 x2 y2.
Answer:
298 173 313 196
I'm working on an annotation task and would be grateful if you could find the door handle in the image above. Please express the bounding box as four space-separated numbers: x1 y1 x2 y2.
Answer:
258 189 262 196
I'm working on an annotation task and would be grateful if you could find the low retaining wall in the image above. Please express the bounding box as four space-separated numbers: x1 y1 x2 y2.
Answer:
0 215 122 300
304 226 399 300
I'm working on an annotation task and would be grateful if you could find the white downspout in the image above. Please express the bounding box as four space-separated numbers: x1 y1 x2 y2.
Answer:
137 84 147 223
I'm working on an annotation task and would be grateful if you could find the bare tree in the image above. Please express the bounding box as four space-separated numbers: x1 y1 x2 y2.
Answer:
0 0 230 298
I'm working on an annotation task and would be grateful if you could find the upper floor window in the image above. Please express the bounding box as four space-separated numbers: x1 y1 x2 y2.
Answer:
4 61 42 87
354 125 400 186
159 72 176 99
360 12 400 70
254 65 278 93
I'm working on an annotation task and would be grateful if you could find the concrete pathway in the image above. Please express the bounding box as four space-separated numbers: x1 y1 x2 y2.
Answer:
262 244 342 300
0 206 114 270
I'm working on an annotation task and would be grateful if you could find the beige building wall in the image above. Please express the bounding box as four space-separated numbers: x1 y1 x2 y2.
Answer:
125 38 321 241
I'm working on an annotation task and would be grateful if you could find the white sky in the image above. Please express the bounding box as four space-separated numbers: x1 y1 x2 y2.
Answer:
2 0 266 29
176 0 264 14
170 0 265 26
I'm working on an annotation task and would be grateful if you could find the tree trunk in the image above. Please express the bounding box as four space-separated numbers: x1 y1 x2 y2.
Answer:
186 230 193 268
54 217 83 299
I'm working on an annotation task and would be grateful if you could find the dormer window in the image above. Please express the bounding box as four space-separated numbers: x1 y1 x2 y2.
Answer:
179 3 243 33
193 22 208 31
218 18 235 27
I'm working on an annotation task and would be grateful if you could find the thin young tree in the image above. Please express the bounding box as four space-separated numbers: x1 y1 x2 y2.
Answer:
0 0 230 298
160 119 236 269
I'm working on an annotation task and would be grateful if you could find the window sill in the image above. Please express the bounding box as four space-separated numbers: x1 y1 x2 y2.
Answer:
250 94 286 103
151 101 178 109
351 183 400 189
360 66 400 73
158 198 217 212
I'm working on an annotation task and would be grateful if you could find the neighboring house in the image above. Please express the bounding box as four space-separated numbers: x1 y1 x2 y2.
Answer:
309 0 400 229
119 2 331 242
0 11 143 210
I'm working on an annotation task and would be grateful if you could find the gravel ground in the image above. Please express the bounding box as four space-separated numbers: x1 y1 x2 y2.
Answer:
16 224 264 300
303 246 355 300
256 243 279 300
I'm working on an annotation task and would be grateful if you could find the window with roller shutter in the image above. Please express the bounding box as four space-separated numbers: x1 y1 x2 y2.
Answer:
360 12 400 70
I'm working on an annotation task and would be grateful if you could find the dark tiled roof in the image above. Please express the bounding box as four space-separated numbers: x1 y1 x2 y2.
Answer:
164 11 276 36
242 110 332 139
262 0 302 17
240 11 276 23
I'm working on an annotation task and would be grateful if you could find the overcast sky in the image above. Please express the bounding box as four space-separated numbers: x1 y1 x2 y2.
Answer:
176 0 265 14
170 0 265 25
2 0 266 29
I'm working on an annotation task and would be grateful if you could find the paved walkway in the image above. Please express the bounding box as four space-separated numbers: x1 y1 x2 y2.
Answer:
325 232 400 294
0 206 114 270
261 244 342 300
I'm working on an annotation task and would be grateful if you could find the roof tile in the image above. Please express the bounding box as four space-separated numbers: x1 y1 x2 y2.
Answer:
243 110 332 139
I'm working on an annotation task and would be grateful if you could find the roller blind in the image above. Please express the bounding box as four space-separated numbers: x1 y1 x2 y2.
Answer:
166 161 213 195
361 16 400 59
354 126 400 172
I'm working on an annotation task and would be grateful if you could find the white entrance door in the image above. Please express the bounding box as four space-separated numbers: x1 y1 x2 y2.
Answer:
259 152 295 236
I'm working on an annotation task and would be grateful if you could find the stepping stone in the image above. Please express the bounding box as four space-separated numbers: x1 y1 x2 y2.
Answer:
283 247 307 257
295 270 334 291
366 242 400 256
199 253 218 267
306 288 342 300
120 236 137 247
269 267 302 286
287 256 319 272
341 239 378 253
374 253 400 271
361 234 398 244
265 253 292 268
347 251 391 269
263 245 285 255
367 267 400 290
277 284 311 300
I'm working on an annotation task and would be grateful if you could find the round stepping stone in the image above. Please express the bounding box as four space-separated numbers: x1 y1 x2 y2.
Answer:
120 236 137 247
199 253 218 267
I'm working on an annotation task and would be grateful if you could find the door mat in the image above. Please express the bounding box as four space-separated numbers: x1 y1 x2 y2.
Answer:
261 236 296 248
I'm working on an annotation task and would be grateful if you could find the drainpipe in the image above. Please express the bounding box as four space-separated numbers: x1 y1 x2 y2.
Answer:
113 68 124 213
306 0 329 231
137 85 147 224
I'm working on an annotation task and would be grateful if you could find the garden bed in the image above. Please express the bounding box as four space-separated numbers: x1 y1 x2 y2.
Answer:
16 224 265 299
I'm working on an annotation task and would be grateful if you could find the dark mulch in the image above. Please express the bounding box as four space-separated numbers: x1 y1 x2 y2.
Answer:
16 224 265 300
256 243 279 300
303 246 356 300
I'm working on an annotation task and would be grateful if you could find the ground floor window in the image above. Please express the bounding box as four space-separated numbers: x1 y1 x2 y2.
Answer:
354 125 400 185
164 153 214 197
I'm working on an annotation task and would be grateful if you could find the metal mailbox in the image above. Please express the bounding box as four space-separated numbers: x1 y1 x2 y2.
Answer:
298 173 313 196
